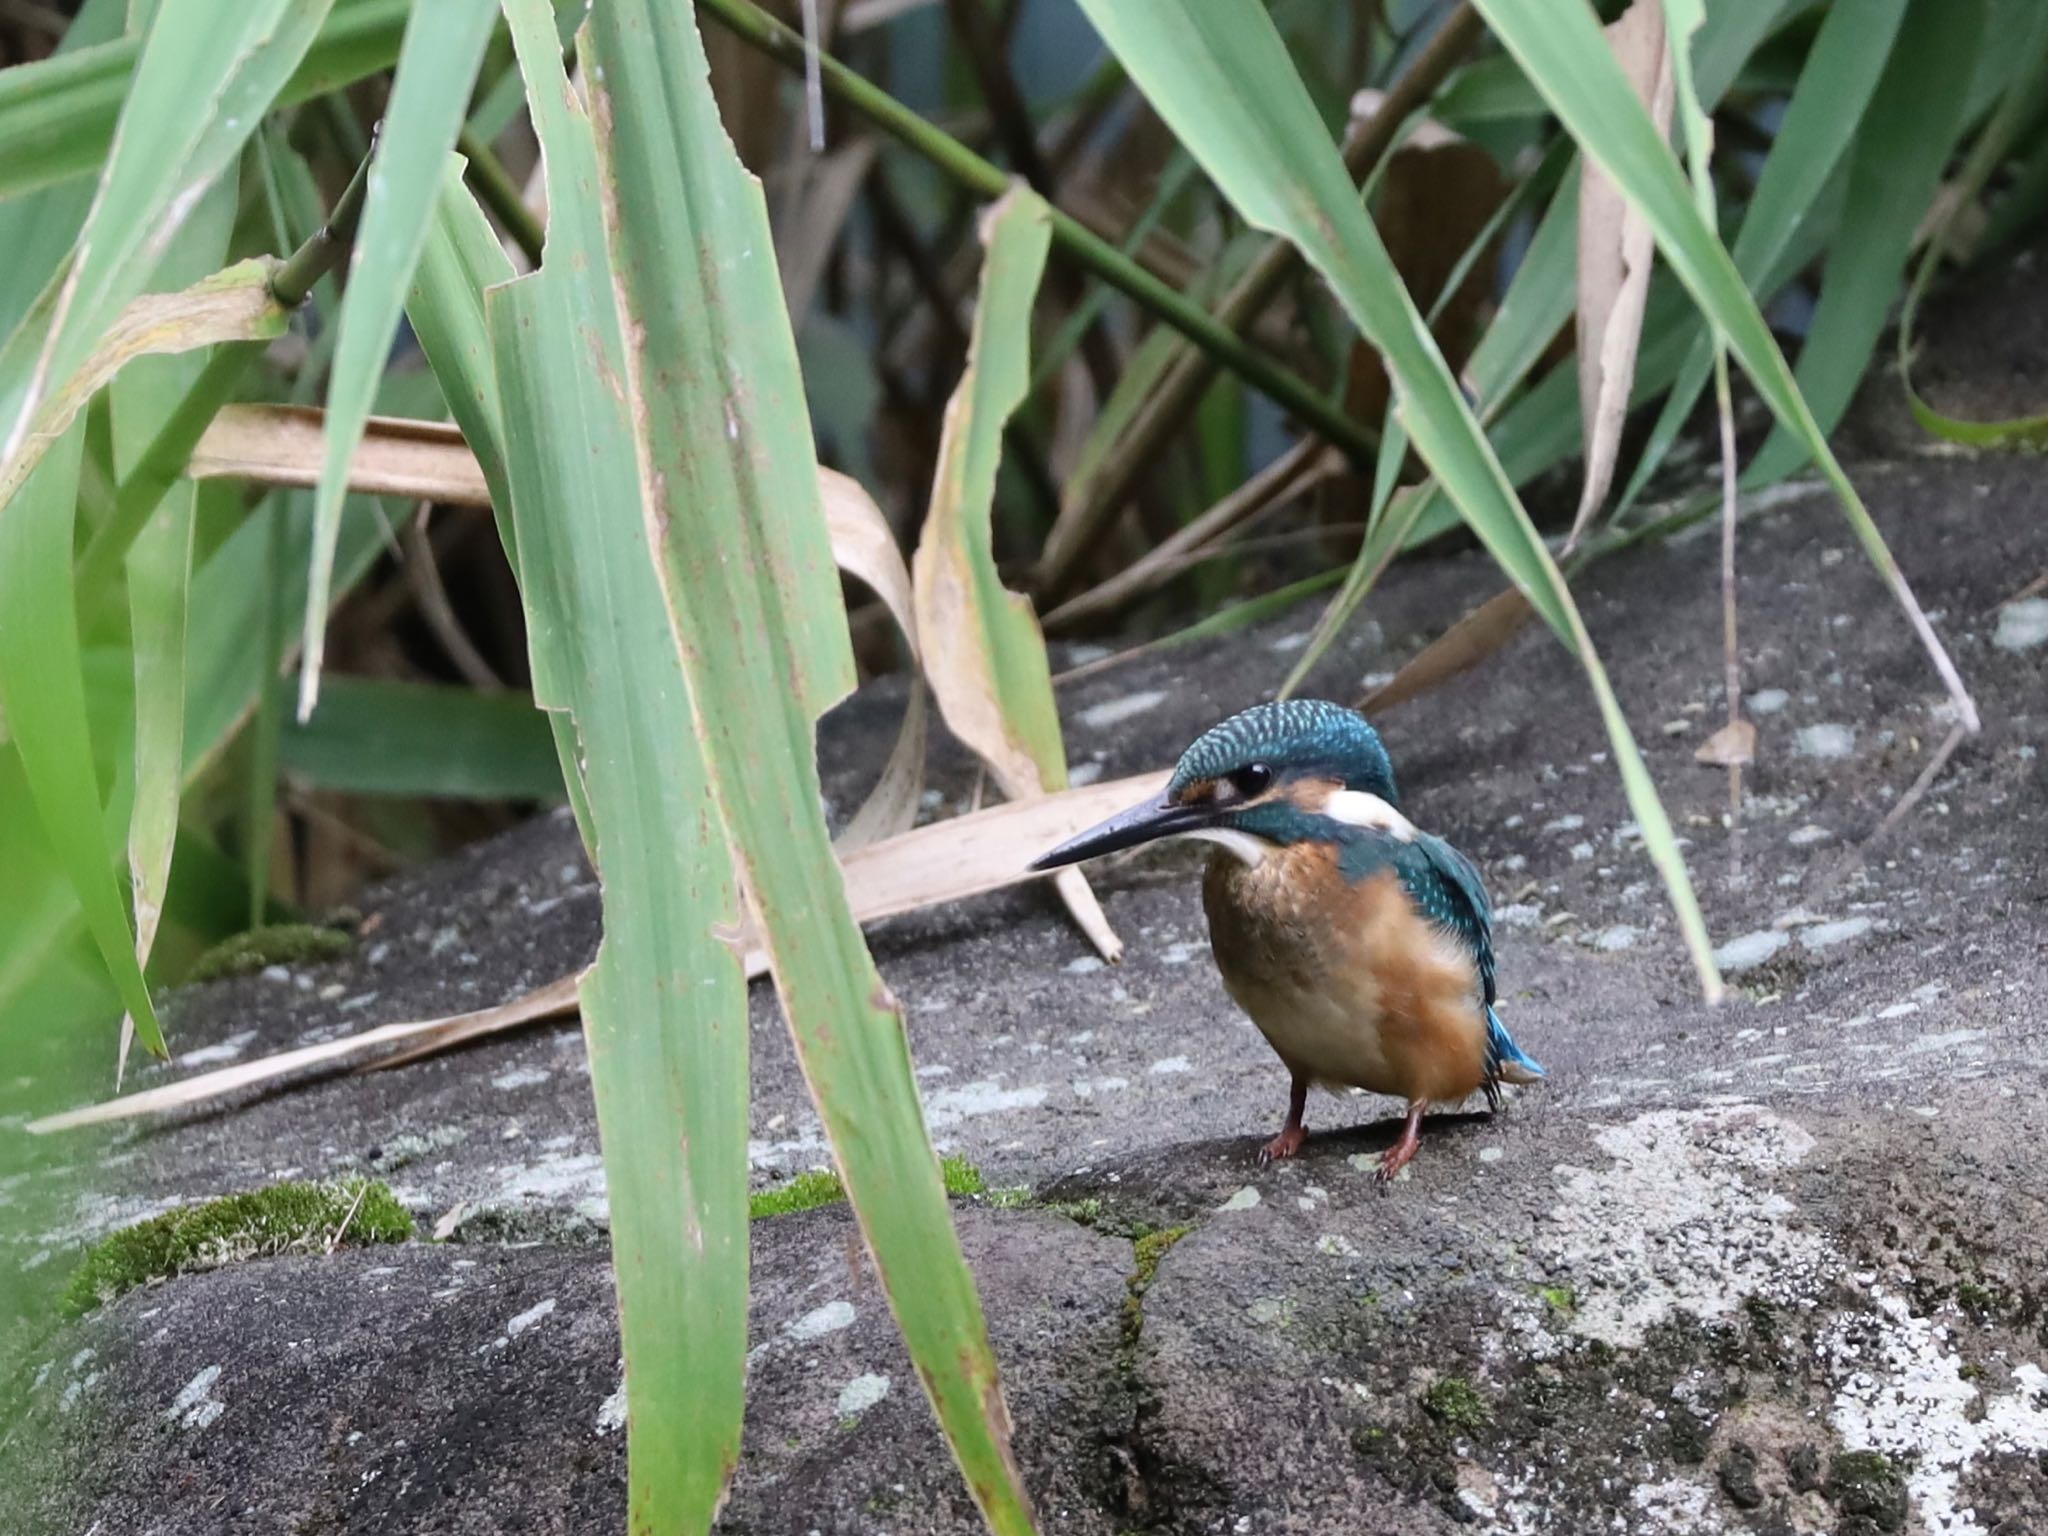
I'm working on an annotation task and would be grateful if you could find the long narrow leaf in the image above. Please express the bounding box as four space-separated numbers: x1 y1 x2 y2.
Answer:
1467 0 1978 733
298 0 498 721
914 186 1117 962
108 178 234 1077
493 4 753 1527
1076 0 1723 998
577 2 1036 1529
0 424 163 1055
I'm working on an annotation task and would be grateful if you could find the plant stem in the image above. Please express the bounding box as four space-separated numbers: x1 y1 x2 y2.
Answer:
77 146 377 604
457 125 545 267
694 0 1378 465
271 136 376 308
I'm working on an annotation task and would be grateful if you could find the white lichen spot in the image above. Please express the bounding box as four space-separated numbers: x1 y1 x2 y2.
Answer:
1712 929 1788 972
1799 916 1872 952
1218 1186 1261 1212
1630 1476 1729 1533
1148 1056 1191 1075
491 1067 552 1092
1828 1290 2048 1536
1992 596 2048 652
166 1365 224 1431
1538 1106 1824 1347
836 1372 890 1417
595 1381 627 1436
487 1302 561 1351
1746 688 1790 715
1315 1233 1359 1258
177 1030 258 1068
1794 723 1855 759
1542 814 1584 833
923 1080 1047 1129
1789 823 1832 847
785 1300 855 1342
1593 925 1638 952
1076 690 1168 731
1063 956 1104 976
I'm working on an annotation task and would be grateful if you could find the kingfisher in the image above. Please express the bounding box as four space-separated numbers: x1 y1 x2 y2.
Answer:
1031 699 1544 1182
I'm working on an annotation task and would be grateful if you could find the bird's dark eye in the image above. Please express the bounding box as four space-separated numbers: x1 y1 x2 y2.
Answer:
1230 763 1274 797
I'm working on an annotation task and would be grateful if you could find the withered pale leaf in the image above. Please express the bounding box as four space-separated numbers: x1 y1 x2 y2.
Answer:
1570 0 1676 546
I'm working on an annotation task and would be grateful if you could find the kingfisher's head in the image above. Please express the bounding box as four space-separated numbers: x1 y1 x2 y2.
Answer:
1031 699 1404 871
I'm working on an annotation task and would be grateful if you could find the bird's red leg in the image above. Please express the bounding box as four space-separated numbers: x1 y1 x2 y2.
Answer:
1375 1099 1429 1185
1258 1072 1311 1164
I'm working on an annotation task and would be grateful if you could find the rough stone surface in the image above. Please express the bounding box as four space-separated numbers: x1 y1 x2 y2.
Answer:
5 267 2048 1535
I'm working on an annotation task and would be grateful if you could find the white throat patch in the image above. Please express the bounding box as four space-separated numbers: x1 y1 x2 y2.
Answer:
1322 789 1417 841
1173 827 1269 867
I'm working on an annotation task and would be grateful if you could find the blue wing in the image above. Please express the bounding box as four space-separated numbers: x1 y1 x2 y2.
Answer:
1394 833 1495 1005
1340 827 1543 1089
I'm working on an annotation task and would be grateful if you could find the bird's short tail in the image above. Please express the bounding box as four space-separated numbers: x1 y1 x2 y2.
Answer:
1483 1006 1546 1087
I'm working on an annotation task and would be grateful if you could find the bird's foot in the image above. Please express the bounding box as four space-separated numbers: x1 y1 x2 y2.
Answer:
1374 1101 1429 1189
1257 1124 1308 1165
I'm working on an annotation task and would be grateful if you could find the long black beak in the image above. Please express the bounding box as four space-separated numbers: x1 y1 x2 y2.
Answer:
1029 788 1212 871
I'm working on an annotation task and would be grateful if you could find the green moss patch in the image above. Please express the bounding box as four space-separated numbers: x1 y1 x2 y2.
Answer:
748 1156 990 1221
939 1155 985 1196
1827 1450 1907 1534
187 922 352 984
1420 1374 1491 1432
63 1178 410 1317
1121 1223 1194 1348
1537 1284 1576 1314
749 1168 846 1219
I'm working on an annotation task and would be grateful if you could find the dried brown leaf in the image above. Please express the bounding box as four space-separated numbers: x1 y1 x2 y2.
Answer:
1359 587 1534 715
1570 0 1676 545
1694 717 1756 767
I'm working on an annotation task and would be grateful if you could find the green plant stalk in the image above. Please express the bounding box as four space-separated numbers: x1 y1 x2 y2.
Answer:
1028 146 1199 394
582 1 1035 1527
915 188 1069 791
694 0 1375 470
109 174 234 1078
1276 137 1571 695
487 6 755 1528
